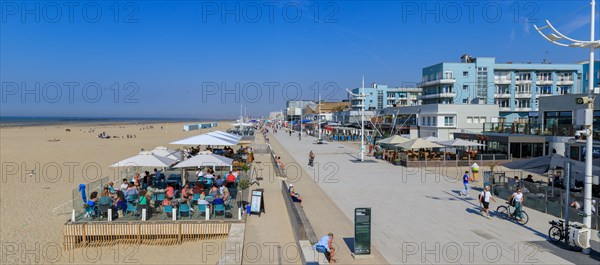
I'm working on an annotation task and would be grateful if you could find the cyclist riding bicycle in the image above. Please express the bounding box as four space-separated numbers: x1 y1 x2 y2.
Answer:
509 188 524 219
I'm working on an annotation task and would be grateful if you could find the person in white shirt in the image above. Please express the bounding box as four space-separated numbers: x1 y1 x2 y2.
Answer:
196 167 204 179
119 178 128 191
204 173 215 181
479 186 496 218
509 188 524 219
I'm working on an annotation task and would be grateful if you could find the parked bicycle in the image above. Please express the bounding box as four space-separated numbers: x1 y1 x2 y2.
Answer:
496 201 529 225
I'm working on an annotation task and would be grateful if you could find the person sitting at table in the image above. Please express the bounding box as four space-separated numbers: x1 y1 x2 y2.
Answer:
196 167 204 179
220 185 230 204
216 176 224 187
212 193 224 206
124 182 138 199
98 189 113 206
165 183 175 199
192 182 204 194
226 171 236 184
181 184 193 201
205 170 215 181
208 184 219 197
114 191 127 217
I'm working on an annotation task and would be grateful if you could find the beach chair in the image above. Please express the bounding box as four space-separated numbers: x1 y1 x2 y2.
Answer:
163 205 173 220
195 204 208 218
156 193 165 205
125 202 138 219
178 203 191 219
213 204 226 219
126 194 138 203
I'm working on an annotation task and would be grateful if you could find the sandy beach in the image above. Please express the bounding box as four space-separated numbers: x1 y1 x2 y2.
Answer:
0 121 233 264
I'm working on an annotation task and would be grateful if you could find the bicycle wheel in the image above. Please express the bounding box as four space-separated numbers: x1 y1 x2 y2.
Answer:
516 211 529 225
496 206 509 219
548 226 562 242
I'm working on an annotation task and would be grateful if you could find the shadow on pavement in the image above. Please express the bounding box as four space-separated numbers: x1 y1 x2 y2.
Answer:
531 240 600 264
343 237 355 253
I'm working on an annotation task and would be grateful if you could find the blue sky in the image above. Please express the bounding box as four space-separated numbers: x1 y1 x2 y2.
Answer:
0 0 597 119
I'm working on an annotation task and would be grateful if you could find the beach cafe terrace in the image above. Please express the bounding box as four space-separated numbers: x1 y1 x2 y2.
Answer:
64 131 255 250
374 136 511 167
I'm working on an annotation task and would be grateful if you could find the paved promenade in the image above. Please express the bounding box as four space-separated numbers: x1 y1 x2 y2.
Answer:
270 131 600 264
243 134 301 264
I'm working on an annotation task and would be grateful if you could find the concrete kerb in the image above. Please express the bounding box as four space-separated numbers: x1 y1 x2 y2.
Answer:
218 223 245 265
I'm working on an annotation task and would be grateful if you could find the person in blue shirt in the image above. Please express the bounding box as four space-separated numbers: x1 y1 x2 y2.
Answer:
314 232 336 263
460 171 471 197
212 194 224 206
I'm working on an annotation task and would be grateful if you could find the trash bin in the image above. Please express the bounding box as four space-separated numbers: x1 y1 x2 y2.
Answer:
246 205 251 215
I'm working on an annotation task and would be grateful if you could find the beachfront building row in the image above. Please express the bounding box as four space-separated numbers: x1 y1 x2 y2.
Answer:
284 100 315 122
420 55 583 122
379 104 500 141
349 84 422 112
453 94 600 161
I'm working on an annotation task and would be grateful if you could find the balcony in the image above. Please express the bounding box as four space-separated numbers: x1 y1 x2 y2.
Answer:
536 80 553 85
419 78 456 87
499 107 511 111
516 79 532 84
515 93 532 98
418 92 456 100
494 93 511 98
514 107 532 112
556 80 574 85
494 78 511 84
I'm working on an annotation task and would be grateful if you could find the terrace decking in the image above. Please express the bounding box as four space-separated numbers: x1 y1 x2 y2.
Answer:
64 221 232 250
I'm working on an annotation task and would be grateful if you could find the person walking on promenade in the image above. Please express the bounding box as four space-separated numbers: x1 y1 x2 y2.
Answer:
308 150 315 167
479 186 496 218
298 131 302 141
314 232 336 263
460 171 472 197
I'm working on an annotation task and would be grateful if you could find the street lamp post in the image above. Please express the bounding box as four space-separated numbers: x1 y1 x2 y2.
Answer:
535 0 598 254
347 76 366 161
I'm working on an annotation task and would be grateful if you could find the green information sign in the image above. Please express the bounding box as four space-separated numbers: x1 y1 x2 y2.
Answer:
354 207 371 255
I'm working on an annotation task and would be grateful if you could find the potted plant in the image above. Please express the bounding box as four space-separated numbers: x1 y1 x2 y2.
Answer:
394 158 402 166
238 178 250 209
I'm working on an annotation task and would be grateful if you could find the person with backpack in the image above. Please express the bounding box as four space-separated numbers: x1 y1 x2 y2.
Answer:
479 186 496 218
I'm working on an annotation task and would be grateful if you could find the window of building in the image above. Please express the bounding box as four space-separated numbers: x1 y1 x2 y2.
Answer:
477 67 488 100
445 71 454 79
467 117 473 123
463 99 468 103
517 72 531 81
432 117 437 126
480 117 486 123
444 116 455 126
538 72 552 81
463 85 468 90
538 86 552 95
463 71 468 77
558 86 570 95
